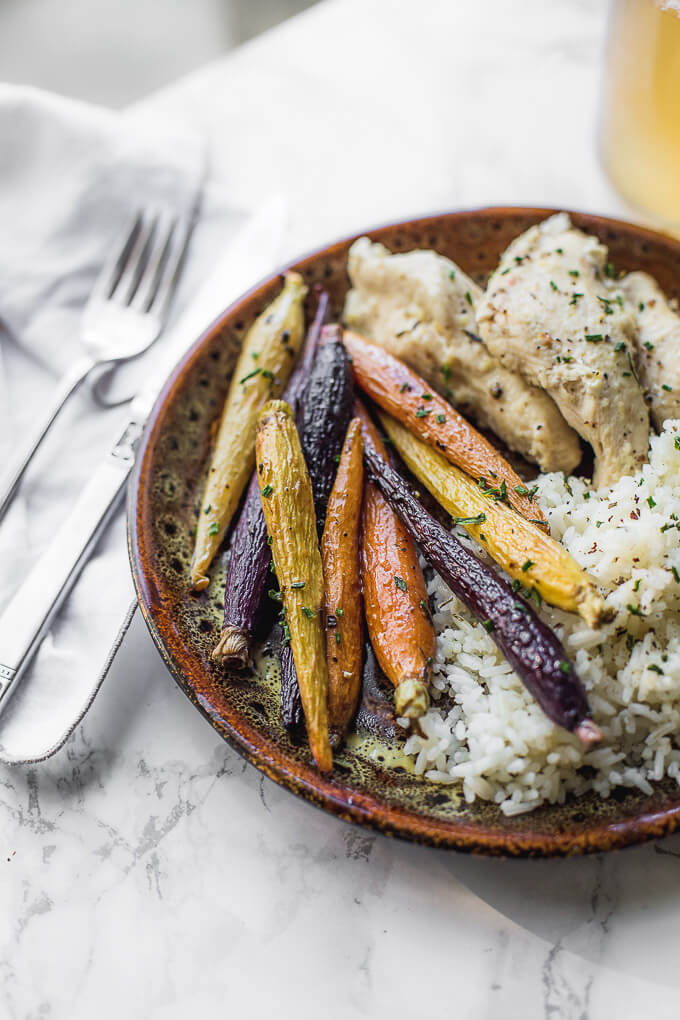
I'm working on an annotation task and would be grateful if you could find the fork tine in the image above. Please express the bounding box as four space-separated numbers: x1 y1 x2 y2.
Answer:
148 214 193 324
130 213 177 313
111 211 158 306
90 210 143 301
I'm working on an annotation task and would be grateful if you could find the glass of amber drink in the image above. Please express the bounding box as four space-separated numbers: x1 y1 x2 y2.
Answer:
600 0 680 226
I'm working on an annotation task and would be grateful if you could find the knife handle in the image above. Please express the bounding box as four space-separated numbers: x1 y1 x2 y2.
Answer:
0 420 143 714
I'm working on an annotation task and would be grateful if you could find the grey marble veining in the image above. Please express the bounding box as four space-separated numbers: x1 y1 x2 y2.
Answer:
3 1 680 1017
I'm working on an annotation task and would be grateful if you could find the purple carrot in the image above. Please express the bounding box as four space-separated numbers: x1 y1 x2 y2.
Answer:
362 431 601 745
212 289 329 669
279 326 355 728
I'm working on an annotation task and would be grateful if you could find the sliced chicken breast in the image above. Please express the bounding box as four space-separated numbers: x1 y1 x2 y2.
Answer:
621 271 680 428
476 213 650 488
342 237 581 474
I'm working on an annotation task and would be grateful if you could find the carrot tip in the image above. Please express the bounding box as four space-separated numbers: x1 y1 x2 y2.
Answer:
212 626 250 669
395 678 431 720
574 718 603 748
578 586 614 628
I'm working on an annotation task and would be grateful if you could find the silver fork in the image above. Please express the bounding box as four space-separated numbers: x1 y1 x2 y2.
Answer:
0 209 192 519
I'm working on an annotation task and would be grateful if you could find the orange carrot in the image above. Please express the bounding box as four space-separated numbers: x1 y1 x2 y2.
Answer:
355 401 435 720
322 418 364 738
343 329 548 530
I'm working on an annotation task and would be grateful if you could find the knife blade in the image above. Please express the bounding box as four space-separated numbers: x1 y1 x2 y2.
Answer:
0 198 287 713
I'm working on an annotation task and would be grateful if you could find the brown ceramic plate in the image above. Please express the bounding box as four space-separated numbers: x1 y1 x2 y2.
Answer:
129 207 680 856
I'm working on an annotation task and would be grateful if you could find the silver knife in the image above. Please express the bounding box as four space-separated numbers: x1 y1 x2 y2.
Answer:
0 198 287 713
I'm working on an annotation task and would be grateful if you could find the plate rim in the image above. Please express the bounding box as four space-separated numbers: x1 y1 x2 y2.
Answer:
128 204 680 856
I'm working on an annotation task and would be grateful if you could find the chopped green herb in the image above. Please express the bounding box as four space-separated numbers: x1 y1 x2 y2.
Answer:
569 293 583 305
290 581 305 590
639 301 645 312
251 351 259 360
643 341 655 351
336 608 344 617
449 268 456 280
511 579 522 592
647 495 656 508
550 280 558 291
627 603 643 616
440 364 451 382
261 369 275 381
604 262 615 278
559 661 571 674
568 269 580 277
514 600 529 613
671 566 680 583
675 437 680 450
633 578 641 591
521 559 534 572
614 341 626 352
267 535 273 546
208 521 220 535
465 291 473 306
648 664 664 675
482 620 495 633
514 485 529 496
239 367 262 383
333 454 341 464
261 484 273 498
394 576 407 592
662 384 673 392
335 632 341 645
585 333 604 343
556 248 564 254
203 504 212 514
419 599 429 614
452 513 486 526
500 267 511 275
421 392 433 400
301 607 315 619
268 589 282 602
435 413 446 424
415 407 431 418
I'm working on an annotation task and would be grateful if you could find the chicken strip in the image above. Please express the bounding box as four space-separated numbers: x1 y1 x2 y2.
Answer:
621 271 680 428
342 237 581 474
476 214 650 488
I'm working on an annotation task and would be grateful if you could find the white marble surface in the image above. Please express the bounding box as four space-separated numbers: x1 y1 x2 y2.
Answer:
3 1 680 1017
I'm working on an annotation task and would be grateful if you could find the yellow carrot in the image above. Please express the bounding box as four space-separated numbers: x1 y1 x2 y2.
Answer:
342 328 548 530
256 400 332 772
191 272 307 590
380 412 610 627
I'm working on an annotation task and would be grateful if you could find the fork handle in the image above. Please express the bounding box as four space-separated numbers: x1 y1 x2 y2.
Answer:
0 355 95 520
0 422 138 714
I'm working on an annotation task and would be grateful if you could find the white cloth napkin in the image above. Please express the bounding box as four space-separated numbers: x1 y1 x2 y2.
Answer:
0 85 255 764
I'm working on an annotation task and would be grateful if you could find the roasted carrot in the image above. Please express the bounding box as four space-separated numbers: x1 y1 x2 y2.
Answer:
356 401 435 720
380 413 611 628
362 429 601 745
322 418 364 738
342 329 548 530
280 324 355 728
212 289 329 669
191 272 307 590
256 399 332 772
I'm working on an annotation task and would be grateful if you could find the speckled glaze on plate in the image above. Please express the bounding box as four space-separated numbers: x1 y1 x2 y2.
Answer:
128 207 680 856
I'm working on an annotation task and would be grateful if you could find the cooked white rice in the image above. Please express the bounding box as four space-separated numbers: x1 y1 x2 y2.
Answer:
402 420 680 815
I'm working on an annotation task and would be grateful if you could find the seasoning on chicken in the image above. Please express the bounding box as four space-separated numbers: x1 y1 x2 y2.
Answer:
622 271 680 428
343 237 581 473
476 213 650 488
